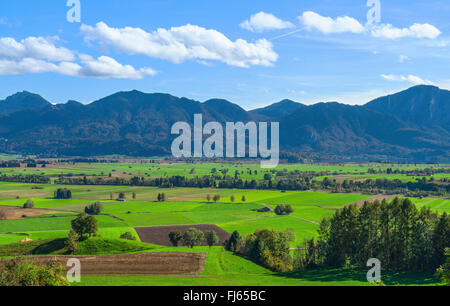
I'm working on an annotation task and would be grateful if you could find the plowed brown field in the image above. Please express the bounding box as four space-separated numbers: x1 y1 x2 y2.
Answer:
0 252 207 275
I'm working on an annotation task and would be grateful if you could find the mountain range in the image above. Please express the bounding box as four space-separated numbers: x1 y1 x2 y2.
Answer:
0 85 448 162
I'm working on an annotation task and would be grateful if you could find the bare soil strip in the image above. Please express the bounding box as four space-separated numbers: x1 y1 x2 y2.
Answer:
348 195 398 207
135 225 231 247
0 206 66 220
0 252 207 275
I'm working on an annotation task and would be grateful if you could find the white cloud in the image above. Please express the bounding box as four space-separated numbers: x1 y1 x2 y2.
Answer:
76 55 157 79
0 55 156 79
0 35 156 79
381 74 434 85
299 11 365 34
240 12 294 32
371 23 441 39
297 11 441 42
380 74 397 81
0 36 75 61
80 22 278 68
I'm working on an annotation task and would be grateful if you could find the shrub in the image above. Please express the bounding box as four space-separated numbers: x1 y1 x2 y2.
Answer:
117 192 126 200
23 199 34 209
65 229 79 254
274 205 294 215
120 232 136 241
157 193 167 202
0 258 70 286
84 202 103 215
240 229 294 272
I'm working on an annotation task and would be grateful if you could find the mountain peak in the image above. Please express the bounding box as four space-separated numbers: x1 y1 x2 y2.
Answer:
0 91 50 115
365 85 450 128
5 90 43 100
250 99 305 118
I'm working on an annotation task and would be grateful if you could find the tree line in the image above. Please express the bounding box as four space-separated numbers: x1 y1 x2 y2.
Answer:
296 198 449 273
0 174 50 184
168 228 219 248
53 174 449 196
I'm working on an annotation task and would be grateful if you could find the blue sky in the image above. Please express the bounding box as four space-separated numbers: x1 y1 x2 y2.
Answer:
0 0 449 109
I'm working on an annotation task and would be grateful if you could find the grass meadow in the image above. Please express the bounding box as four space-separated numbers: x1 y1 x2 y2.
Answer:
0 161 448 286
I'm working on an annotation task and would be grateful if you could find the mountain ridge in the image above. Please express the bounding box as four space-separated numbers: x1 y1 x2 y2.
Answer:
0 85 448 162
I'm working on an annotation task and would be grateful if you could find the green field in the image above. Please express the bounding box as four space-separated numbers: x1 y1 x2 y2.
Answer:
0 161 448 286
75 247 442 286
1 162 449 183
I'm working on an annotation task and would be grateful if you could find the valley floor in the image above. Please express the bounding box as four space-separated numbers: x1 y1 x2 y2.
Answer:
0 162 448 286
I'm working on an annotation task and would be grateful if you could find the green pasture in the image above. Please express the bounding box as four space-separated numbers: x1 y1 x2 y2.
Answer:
219 215 319 246
258 191 371 207
0 161 447 286
75 247 443 286
410 198 450 214
0 214 126 233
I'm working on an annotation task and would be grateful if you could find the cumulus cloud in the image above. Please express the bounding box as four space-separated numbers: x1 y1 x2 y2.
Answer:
0 35 156 79
299 11 365 34
381 74 434 85
77 55 157 79
0 36 75 61
240 12 294 32
297 11 441 40
371 23 441 39
0 55 156 79
80 22 278 67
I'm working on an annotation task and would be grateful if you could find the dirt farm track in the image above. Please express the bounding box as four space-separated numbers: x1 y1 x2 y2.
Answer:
0 252 207 275
135 224 231 247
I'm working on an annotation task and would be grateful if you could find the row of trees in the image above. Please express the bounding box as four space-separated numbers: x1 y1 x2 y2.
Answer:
169 229 219 248
205 194 248 203
0 174 50 184
54 174 449 196
109 192 137 200
295 198 449 273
